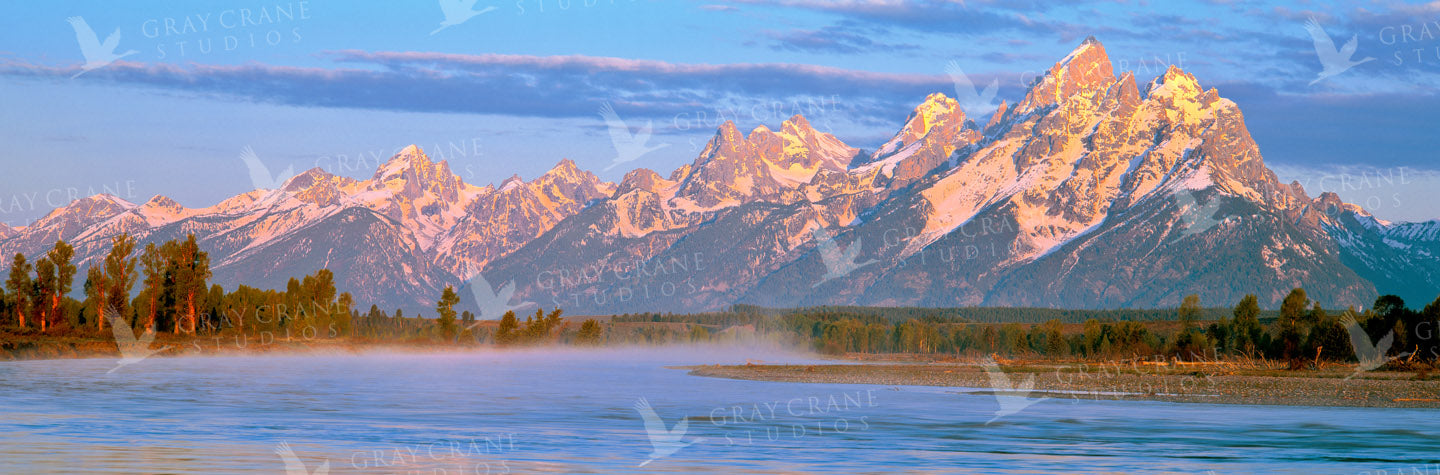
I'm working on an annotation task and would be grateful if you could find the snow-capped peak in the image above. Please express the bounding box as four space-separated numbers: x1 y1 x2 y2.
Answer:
372 145 431 182
397 144 423 158
872 93 963 158
544 158 582 180
856 92 978 185
780 114 813 135
618 168 671 195
1015 37 1116 114
497 174 525 192
1144 65 1203 101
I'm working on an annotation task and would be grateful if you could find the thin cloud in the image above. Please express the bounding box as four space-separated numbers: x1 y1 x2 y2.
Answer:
766 26 921 54
725 0 1058 34
0 52 956 122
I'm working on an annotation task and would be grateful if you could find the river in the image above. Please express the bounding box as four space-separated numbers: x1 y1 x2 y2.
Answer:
1 346 1436 473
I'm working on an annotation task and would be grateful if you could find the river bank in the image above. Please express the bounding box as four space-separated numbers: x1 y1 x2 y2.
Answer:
686 359 1440 409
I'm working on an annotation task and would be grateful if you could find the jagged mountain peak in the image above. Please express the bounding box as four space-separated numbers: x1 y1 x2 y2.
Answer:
534 158 610 192
10 194 138 249
857 91 978 186
546 158 581 177
881 93 961 149
1312 191 1369 219
373 144 429 176
497 174 525 192
530 159 616 203
141 195 184 211
780 114 814 134
1016 37 1116 113
984 100 1009 132
367 144 464 202
89 193 138 208
918 91 959 109
36 194 134 223
371 144 455 184
673 114 858 208
617 168 670 195
283 167 327 188
714 121 744 142
134 194 199 226
397 143 424 158
283 167 353 192
283 168 357 206
748 114 826 140
1144 65 1207 101
4 35 1432 314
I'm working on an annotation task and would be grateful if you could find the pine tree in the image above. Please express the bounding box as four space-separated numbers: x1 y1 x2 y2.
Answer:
1280 288 1309 324
575 319 603 345
545 308 563 331
436 286 459 341
496 310 518 344
1232 294 1262 355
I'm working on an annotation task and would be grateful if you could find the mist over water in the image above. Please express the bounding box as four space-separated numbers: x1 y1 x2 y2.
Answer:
1 346 1437 473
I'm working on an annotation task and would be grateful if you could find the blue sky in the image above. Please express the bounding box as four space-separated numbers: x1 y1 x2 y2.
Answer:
2 0 1439 225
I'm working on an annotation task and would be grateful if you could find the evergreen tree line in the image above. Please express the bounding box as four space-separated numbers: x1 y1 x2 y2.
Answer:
719 304 1263 324
782 289 1440 367
617 291 1440 369
6 232 1434 370
434 284 605 346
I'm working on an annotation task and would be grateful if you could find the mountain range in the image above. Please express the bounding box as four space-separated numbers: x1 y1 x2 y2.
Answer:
3 37 1436 317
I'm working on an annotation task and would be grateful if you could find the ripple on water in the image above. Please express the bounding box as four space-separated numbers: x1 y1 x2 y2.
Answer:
0 348 1437 473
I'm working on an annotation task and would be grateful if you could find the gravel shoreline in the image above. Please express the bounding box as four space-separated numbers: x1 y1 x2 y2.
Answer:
687 362 1440 409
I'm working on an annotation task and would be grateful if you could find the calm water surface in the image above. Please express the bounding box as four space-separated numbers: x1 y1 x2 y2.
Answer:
0 347 1437 474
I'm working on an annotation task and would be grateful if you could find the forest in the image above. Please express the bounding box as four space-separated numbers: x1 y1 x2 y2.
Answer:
2 234 1438 372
